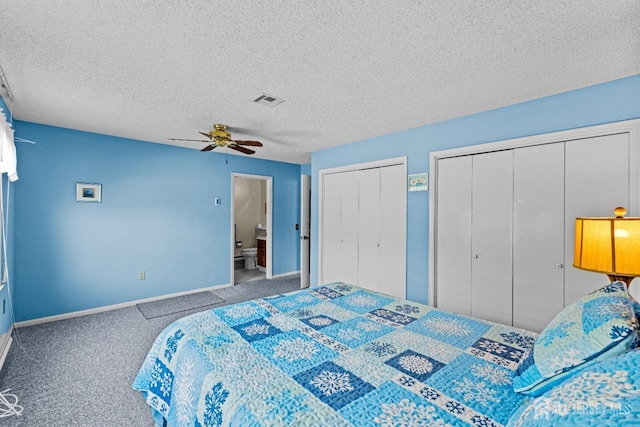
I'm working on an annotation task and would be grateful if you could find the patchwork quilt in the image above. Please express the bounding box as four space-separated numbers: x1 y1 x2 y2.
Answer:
133 284 537 426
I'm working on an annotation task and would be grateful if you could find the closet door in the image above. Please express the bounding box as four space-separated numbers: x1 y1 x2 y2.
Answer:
358 168 381 292
322 171 359 285
379 164 406 299
435 156 472 315
322 172 344 284
471 150 513 325
565 133 630 305
513 143 565 332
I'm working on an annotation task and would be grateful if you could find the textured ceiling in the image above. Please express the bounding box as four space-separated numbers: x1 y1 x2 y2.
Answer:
0 1 638 164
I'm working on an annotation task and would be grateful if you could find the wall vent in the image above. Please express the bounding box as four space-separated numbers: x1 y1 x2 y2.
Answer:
253 93 284 107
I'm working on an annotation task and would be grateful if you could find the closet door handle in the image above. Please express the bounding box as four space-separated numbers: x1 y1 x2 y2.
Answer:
555 263 563 269
473 254 479 259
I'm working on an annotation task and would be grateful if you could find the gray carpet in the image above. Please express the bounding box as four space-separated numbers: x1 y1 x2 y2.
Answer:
0 274 302 426
136 291 225 319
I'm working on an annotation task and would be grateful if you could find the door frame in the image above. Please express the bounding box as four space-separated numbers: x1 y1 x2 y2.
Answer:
300 174 311 288
231 173 273 285
429 118 640 306
318 156 407 286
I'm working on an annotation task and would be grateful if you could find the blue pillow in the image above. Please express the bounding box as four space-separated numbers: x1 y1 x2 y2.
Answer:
512 282 638 396
631 297 640 325
507 349 640 426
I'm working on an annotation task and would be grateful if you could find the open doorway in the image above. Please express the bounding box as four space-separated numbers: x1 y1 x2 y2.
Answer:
231 173 272 285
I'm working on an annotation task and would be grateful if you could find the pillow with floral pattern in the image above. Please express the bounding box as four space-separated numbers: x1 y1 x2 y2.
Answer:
512 281 638 396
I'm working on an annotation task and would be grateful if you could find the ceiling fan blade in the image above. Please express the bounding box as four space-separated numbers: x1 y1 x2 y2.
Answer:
201 144 217 152
229 145 255 155
232 140 263 147
169 138 211 142
199 131 213 139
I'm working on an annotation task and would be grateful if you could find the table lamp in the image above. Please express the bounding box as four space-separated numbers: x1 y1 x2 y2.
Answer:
573 207 640 287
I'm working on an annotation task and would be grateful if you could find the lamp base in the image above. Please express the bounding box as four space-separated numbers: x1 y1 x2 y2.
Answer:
607 275 635 287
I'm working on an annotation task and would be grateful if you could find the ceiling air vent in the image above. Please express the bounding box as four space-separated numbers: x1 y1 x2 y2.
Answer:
253 93 284 107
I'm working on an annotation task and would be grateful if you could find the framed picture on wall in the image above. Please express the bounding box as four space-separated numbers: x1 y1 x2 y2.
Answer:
408 173 428 192
76 183 102 202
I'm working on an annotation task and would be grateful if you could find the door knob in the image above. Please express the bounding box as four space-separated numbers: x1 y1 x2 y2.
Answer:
473 254 479 259
555 263 563 269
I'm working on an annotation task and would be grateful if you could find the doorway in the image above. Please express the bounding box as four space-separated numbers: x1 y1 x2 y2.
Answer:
231 173 273 285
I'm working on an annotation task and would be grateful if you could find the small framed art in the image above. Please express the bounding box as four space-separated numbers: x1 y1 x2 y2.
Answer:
408 173 428 192
76 183 102 202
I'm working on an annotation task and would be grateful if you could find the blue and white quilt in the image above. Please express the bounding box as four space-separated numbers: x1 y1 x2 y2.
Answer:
133 284 537 426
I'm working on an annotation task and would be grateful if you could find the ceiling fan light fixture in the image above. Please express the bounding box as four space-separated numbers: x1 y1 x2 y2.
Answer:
171 123 262 155
208 124 232 141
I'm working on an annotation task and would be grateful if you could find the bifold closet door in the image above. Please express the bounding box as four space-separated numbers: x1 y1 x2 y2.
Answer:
471 150 513 325
513 143 565 332
435 156 472 315
322 171 359 285
358 165 406 298
358 168 381 292
379 164 406 299
564 133 630 305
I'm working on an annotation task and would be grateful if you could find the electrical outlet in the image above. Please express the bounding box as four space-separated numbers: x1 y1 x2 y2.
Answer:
138 271 146 280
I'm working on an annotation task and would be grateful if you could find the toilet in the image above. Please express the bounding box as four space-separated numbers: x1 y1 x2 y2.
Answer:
240 247 258 270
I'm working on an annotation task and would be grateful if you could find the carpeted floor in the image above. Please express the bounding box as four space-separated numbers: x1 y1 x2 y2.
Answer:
136 291 225 319
0 274 302 426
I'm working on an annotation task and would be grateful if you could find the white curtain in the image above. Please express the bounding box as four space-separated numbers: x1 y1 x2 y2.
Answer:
0 108 17 182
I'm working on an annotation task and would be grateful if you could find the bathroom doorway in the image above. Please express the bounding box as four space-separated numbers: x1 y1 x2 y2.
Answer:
231 173 272 285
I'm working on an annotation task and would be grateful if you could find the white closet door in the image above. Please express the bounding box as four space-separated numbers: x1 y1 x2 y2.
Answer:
513 143 565 332
322 171 359 285
340 171 360 286
565 133 630 305
435 156 472 315
379 164 406 299
358 168 381 292
471 150 513 325
322 172 344 284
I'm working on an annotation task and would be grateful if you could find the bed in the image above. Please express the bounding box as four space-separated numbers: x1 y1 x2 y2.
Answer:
133 282 640 426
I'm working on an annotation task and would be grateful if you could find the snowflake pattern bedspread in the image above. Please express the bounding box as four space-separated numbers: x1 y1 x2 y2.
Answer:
133 284 537 426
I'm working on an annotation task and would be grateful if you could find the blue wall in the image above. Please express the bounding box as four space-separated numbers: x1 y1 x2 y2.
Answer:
8 74 640 321
0 96 15 334
311 74 640 304
13 122 301 321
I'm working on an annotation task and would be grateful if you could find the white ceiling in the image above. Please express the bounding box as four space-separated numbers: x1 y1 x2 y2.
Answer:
0 1 638 164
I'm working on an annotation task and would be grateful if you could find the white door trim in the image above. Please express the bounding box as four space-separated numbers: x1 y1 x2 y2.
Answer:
318 156 407 286
429 118 640 306
231 173 273 284
300 174 311 288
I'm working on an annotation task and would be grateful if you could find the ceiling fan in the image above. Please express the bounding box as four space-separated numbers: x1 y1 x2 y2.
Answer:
170 124 263 154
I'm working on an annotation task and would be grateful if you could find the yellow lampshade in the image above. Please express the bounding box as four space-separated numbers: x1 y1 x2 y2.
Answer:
574 207 640 278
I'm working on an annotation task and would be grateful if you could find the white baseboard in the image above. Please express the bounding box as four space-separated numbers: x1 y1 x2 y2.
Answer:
15 282 233 328
0 327 13 372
